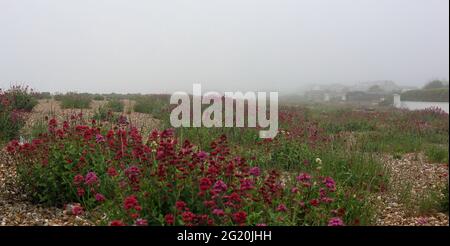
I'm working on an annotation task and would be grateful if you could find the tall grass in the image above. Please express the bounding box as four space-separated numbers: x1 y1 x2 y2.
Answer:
425 145 449 164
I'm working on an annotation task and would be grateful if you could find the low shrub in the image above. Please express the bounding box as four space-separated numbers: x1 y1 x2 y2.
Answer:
93 106 120 122
401 88 449 102
33 92 52 100
105 99 124 113
93 94 105 101
0 86 36 142
133 95 170 119
60 93 92 109
4 85 38 112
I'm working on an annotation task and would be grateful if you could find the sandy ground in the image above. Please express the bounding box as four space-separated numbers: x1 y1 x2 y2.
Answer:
374 153 448 226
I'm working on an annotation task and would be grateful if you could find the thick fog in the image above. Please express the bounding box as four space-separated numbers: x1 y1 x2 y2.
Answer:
0 0 448 93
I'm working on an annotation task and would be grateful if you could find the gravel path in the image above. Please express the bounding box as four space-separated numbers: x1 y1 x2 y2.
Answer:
374 153 449 226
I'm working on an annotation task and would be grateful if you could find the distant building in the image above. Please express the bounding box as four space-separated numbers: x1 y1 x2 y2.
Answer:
393 94 449 113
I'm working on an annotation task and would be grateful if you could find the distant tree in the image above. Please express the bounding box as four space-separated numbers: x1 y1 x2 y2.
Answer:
368 85 384 93
423 79 447 90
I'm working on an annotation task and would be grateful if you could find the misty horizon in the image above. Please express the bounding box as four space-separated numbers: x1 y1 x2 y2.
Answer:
1 0 449 94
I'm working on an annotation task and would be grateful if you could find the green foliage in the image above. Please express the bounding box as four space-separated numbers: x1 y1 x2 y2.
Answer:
93 105 119 122
0 86 37 142
425 145 449 164
133 95 170 119
368 85 384 93
105 99 124 113
5 86 38 112
423 80 448 90
0 111 24 142
346 91 383 102
401 88 449 102
92 94 105 101
441 183 449 214
22 117 48 141
59 93 92 109
33 92 52 100
53 94 64 101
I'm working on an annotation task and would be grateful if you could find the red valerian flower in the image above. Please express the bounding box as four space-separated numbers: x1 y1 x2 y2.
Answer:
321 197 334 204
73 174 84 186
110 220 125 226
107 167 118 177
232 211 247 224
176 201 187 211
212 209 225 217
199 177 212 191
303 159 310 166
319 188 327 197
182 211 196 223
240 179 254 191
328 217 345 226
212 180 228 194
124 195 139 210
332 208 346 217
135 218 148 226
85 171 99 186
203 200 216 208
249 167 261 177
56 129 64 138
49 118 58 128
77 187 85 197
299 201 306 208
309 199 320 207
165 214 175 225
224 192 241 204
6 142 17 154
323 177 336 190
276 204 287 212
95 134 105 143
125 165 141 182
296 173 311 182
71 204 84 216
95 193 106 202
196 151 208 160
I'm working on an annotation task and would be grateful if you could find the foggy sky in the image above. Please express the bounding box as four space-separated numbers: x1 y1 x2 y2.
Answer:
0 0 448 94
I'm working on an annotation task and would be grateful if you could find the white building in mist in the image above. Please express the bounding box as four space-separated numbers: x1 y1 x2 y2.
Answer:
393 94 449 113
